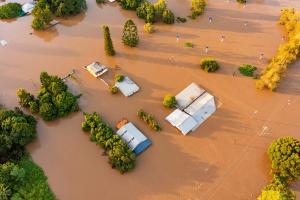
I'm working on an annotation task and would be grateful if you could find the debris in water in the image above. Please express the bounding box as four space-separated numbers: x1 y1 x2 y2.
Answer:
0 40 8 46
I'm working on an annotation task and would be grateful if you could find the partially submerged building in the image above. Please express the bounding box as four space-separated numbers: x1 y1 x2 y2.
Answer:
166 83 216 135
116 121 151 155
115 76 140 97
84 62 108 78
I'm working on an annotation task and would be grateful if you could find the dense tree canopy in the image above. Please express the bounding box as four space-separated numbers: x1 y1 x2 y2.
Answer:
0 3 22 19
268 136 300 182
163 94 176 108
162 9 175 24
48 0 87 16
32 0 53 30
82 112 136 173
190 0 206 19
17 72 80 121
0 108 36 163
122 19 139 47
136 1 155 23
103 25 115 56
200 57 219 72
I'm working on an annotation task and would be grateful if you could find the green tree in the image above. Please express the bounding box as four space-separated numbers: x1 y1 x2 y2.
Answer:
163 94 176 108
103 25 115 56
136 1 155 23
122 19 139 47
191 0 206 19
0 3 22 19
162 9 175 24
200 57 219 72
117 0 142 10
50 0 87 17
31 0 53 30
268 137 300 182
154 0 166 19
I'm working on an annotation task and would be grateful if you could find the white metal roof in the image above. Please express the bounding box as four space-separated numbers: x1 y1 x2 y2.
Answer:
86 62 108 78
165 109 198 135
184 92 216 124
22 2 35 13
115 76 139 97
175 83 205 109
116 122 147 150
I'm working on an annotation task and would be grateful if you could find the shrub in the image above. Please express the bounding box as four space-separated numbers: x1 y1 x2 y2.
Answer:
144 23 154 33
184 42 194 48
31 0 53 30
114 74 124 82
82 112 136 173
17 72 80 121
0 3 22 19
237 0 246 4
122 19 139 47
117 0 142 10
110 86 119 94
136 1 155 23
162 9 175 24
200 57 219 72
0 108 37 163
49 0 87 17
138 109 161 131
239 64 257 77
268 136 300 182
103 25 115 56
256 9 300 90
163 94 176 108
191 0 206 19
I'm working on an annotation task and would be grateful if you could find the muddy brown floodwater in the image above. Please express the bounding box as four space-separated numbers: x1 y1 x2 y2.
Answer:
1 0 300 199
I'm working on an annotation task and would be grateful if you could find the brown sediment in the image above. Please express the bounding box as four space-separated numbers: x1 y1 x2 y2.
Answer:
1 0 300 199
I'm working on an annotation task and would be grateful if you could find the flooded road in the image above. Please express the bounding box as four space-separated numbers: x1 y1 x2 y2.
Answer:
1 0 300 199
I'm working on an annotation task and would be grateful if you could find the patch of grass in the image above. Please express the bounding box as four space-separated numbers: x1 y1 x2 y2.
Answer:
184 42 194 48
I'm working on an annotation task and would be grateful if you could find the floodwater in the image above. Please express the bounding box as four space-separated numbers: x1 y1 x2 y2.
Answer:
1 0 300 199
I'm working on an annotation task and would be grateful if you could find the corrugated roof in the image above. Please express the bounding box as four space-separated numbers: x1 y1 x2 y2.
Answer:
175 82 205 109
116 122 148 150
115 76 139 97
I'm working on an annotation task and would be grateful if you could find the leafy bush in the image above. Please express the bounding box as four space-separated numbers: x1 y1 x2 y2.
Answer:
117 0 142 10
191 0 206 19
114 74 124 82
122 19 139 47
256 9 300 90
162 9 175 24
31 0 53 30
0 3 22 19
200 57 219 72
163 94 176 108
82 112 136 173
138 109 161 131
144 23 154 33
237 0 246 4
0 108 37 163
103 25 115 56
239 64 257 77
136 1 155 23
17 72 80 121
110 86 119 94
268 136 300 182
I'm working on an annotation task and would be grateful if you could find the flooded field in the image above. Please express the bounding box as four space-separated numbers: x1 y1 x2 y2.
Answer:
1 0 300 199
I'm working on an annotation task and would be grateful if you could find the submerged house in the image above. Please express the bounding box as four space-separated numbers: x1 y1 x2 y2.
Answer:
166 83 216 135
115 76 140 97
84 62 108 78
116 122 151 155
